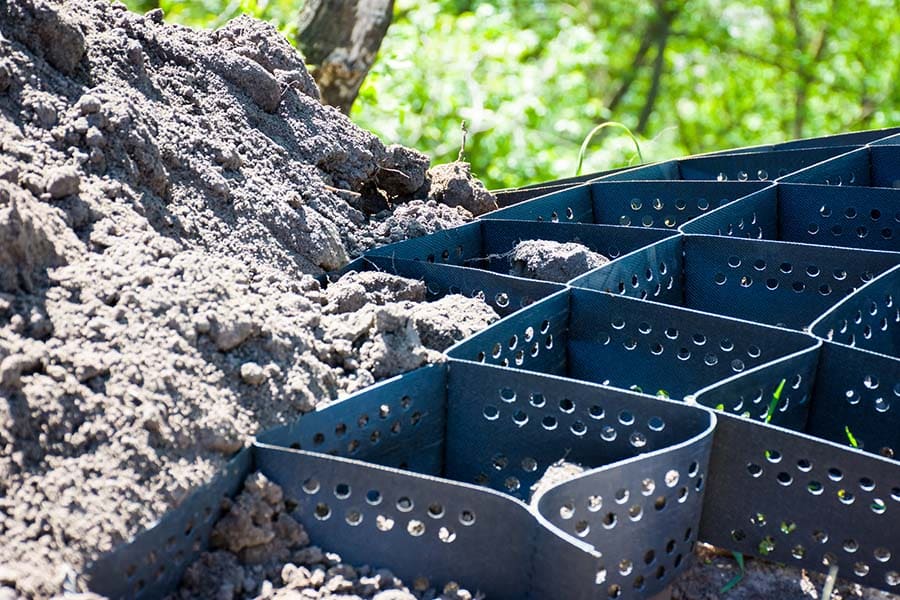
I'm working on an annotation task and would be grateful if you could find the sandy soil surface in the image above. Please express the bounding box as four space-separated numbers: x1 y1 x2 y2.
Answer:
0 1 496 595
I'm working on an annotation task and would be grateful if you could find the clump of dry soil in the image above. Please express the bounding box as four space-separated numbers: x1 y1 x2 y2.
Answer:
0 0 498 595
174 473 483 600
508 240 608 283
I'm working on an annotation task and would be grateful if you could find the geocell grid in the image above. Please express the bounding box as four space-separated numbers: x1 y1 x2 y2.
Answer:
85 128 900 600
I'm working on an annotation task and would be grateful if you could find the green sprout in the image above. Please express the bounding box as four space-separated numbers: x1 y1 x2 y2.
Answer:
845 425 859 448
764 379 787 424
757 537 775 556
656 389 670 399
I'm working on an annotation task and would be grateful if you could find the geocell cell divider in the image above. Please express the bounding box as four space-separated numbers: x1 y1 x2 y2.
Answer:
331 256 565 318
446 288 821 427
693 341 900 591
810 264 900 358
781 145 900 187
701 127 900 156
83 449 254 600
255 360 716 600
363 219 676 280
569 234 900 330
482 180 770 231
597 146 858 183
680 181 900 252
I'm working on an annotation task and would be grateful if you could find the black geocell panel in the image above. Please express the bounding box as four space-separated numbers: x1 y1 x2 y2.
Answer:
82 131 900 599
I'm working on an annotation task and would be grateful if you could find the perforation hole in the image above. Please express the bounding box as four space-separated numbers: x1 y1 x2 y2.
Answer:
314 503 331 520
303 478 320 494
601 425 617 441
334 483 351 499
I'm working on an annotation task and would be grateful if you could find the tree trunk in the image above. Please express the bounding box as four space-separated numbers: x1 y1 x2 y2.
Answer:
297 0 394 114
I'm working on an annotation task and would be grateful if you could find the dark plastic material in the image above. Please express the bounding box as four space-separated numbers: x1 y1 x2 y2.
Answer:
599 147 857 183
83 449 253 600
447 288 820 420
681 182 900 253
570 234 900 330
483 180 770 231
810 264 900 358
694 341 900 592
256 360 716 600
364 220 676 281
705 127 900 155
782 145 900 187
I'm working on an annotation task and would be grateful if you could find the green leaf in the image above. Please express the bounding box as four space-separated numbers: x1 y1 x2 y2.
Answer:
764 379 786 424
720 551 745 593
845 425 859 448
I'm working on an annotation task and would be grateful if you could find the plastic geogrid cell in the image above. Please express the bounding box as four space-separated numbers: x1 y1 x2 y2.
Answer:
811 264 900 358
681 182 900 252
570 234 900 330
254 361 715 600
483 180 770 231
448 288 820 426
705 127 900 155
364 220 675 282
695 349 900 592
782 145 900 188
598 147 857 183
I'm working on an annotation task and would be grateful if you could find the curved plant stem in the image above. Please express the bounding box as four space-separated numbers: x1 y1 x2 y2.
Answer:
576 121 644 176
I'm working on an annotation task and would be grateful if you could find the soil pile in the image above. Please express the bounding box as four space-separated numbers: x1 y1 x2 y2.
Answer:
508 240 608 283
174 473 483 600
0 0 497 595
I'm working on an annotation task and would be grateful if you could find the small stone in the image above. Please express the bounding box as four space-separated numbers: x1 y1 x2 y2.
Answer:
43 166 80 199
77 94 101 115
126 40 144 67
240 362 266 385
85 127 105 147
215 147 242 170
0 61 12 92
146 8 164 23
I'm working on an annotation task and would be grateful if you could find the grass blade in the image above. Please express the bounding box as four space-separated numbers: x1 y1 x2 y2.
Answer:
576 121 643 176
720 551 745 593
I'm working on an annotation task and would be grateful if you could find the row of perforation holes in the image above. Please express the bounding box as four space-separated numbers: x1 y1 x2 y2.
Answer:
738 448 900 587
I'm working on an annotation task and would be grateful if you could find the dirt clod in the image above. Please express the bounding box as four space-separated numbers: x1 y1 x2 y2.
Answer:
43 165 80 198
424 162 497 217
509 239 608 283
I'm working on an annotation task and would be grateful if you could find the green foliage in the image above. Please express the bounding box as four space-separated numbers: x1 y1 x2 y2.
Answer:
129 0 299 39
123 0 900 190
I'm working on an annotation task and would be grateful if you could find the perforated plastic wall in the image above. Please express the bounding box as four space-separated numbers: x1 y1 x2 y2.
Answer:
81 129 900 600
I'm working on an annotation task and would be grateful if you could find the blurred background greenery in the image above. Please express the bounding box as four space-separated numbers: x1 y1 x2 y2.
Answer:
125 0 900 189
